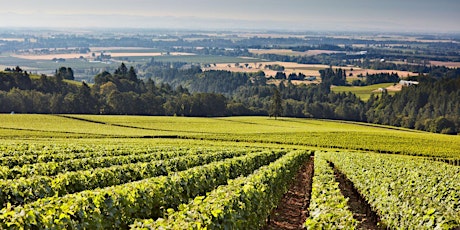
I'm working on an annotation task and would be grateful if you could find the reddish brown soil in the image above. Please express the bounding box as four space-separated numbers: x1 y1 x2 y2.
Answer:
331 163 386 230
263 156 314 230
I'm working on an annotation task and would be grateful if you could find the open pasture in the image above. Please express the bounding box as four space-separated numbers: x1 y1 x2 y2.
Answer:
331 83 397 101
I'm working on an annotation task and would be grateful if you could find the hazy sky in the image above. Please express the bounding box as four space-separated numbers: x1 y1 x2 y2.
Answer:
1 0 459 32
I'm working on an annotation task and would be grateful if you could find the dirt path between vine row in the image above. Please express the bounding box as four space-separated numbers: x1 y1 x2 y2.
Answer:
331 163 385 229
263 155 314 230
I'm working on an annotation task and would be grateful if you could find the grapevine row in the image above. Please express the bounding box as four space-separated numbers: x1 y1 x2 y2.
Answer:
303 153 358 229
195 131 460 158
0 148 219 179
0 146 195 167
0 143 164 157
0 149 248 208
132 150 311 230
0 150 285 229
426 157 460 166
324 151 460 229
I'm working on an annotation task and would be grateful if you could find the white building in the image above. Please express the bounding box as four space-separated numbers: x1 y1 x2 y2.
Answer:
399 80 419 86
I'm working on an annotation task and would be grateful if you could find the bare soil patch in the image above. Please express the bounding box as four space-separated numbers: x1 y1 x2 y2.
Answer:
384 84 402 92
430 61 460 68
203 62 329 78
371 84 402 93
348 68 417 78
204 62 417 83
263 156 314 230
330 162 385 230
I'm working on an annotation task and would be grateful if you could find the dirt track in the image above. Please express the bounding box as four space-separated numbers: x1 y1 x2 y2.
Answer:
263 156 314 230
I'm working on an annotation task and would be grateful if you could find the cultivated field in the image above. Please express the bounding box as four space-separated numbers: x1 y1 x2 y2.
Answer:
203 61 417 85
3 50 263 76
0 115 459 229
11 52 194 60
249 48 342 56
331 83 400 101
346 68 417 78
430 61 460 68
203 61 328 81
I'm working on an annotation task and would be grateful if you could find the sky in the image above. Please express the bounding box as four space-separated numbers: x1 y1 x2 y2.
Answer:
1 0 459 33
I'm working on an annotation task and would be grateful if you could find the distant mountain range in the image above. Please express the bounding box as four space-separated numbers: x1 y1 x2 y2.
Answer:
2 12 458 33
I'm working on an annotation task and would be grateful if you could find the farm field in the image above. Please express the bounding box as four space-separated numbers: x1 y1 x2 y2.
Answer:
2 49 194 74
4 43 420 85
203 61 326 79
2 51 264 78
129 55 262 64
430 61 460 68
0 115 459 229
249 48 343 56
331 83 397 101
203 61 418 84
11 52 194 60
0 54 120 77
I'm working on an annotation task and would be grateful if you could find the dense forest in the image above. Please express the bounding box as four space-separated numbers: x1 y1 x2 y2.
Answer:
0 62 459 134
366 77 460 134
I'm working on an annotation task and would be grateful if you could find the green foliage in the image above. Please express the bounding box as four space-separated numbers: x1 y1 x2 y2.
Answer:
367 77 460 134
320 67 347 86
324 151 460 229
1 149 191 179
189 70 252 95
265 64 285 71
131 150 310 229
0 150 285 229
331 83 395 101
364 72 400 85
55 67 74 81
269 88 283 119
1 115 459 158
0 149 249 207
0 115 459 228
1 62 458 135
304 153 358 229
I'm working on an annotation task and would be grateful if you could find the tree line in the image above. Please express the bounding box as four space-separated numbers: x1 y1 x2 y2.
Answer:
0 63 458 134
0 64 227 116
351 72 400 86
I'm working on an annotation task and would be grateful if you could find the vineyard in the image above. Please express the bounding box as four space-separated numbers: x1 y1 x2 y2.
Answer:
0 115 459 229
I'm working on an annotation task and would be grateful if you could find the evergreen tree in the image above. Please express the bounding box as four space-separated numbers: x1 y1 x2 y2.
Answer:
269 88 283 119
55 67 74 80
114 63 128 76
128 66 137 82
